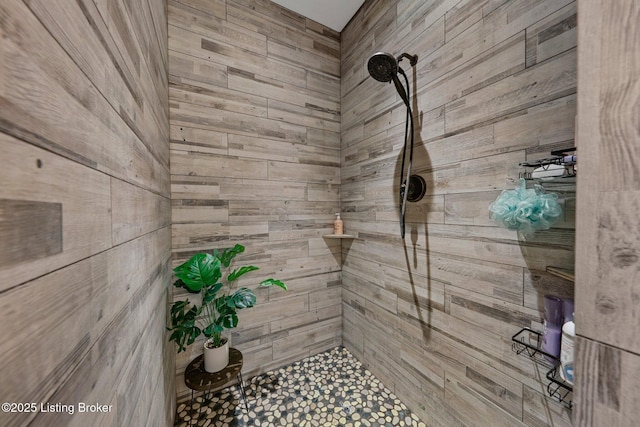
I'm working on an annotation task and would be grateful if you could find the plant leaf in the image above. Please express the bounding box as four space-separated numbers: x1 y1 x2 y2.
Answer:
215 244 245 267
174 278 201 294
202 283 223 305
214 296 232 314
230 288 256 309
218 313 238 329
168 317 201 353
173 253 221 292
203 324 214 338
170 301 196 325
170 300 189 316
260 278 288 291
167 298 203 352
227 265 259 282
187 326 201 345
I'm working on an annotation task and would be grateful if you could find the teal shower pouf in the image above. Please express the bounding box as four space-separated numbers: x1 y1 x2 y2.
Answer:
489 179 562 237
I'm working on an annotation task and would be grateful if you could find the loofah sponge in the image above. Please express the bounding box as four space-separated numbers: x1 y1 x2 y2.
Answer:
488 179 562 237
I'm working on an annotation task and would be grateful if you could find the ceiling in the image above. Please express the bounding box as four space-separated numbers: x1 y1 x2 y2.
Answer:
270 0 366 32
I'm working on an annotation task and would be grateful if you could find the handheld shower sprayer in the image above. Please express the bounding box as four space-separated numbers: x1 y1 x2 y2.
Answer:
367 52 416 107
367 52 425 238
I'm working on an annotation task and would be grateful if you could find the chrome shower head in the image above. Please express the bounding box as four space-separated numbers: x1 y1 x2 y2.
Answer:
367 52 398 83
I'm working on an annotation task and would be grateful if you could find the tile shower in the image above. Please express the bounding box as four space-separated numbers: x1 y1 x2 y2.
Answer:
170 0 576 425
8 0 639 426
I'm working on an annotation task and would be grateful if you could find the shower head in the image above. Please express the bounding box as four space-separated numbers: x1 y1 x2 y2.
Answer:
366 51 420 239
367 52 418 82
367 51 417 108
367 52 398 83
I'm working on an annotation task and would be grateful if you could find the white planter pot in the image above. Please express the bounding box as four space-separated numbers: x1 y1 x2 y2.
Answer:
203 338 229 373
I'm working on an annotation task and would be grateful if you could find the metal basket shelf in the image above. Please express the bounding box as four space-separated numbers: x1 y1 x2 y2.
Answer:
518 147 576 182
511 327 573 409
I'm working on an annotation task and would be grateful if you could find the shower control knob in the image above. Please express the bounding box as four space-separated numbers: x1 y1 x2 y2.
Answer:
406 175 426 202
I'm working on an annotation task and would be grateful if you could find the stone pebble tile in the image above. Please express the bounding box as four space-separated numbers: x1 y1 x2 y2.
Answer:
175 346 426 427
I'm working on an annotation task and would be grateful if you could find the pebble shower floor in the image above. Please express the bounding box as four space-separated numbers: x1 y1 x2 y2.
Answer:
175 346 426 427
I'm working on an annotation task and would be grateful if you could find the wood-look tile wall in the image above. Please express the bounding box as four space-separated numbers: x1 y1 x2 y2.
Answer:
167 0 342 401
341 1 577 425
0 0 174 426
574 1 640 425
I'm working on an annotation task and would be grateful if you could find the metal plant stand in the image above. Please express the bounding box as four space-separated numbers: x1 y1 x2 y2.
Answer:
184 347 249 425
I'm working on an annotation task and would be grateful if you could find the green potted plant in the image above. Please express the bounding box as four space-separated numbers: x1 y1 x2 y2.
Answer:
168 244 286 372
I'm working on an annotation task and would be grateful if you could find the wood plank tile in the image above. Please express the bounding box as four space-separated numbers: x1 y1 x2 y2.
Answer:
0 229 170 426
111 178 171 245
307 70 341 98
445 49 576 133
170 124 228 156
445 285 540 338
169 0 267 56
523 385 573 427
0 199 62 267
172 0 226 19
170 150 268 179
169 50 227 90
229 0 305 34
0 0 172 424
267 99 340 133
396 0 452 29
307 128 341 150
579 191 640 353
0 133 111 291
415 30 527 118
268 161 339 184
170 82 268 118
444 371 527 427
525 2 577 67
227 67 340 112
171 198 228 224
343 270 398 315
168 24 307 88
171 100 306 144
493 94 576 149
444 191 499 226
267 40 339 77
171 223 269 249
26 0 169 168
575 338 640 426
445 0 488 41
0 0 169 194
0 254 101 416
420 151 524 196
523 269 574 312
596 1 640 192
574 9 640 424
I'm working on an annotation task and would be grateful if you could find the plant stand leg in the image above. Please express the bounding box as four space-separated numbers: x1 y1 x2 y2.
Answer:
237 372 249 413
189 390 196 427
200 390 212 425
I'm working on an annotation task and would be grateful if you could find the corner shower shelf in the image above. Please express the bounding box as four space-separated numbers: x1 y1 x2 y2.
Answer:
518 147 576 182
512 327 573 409
323 234 356 239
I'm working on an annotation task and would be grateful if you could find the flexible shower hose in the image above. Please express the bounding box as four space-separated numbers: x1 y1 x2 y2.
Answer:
397 67 413 239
